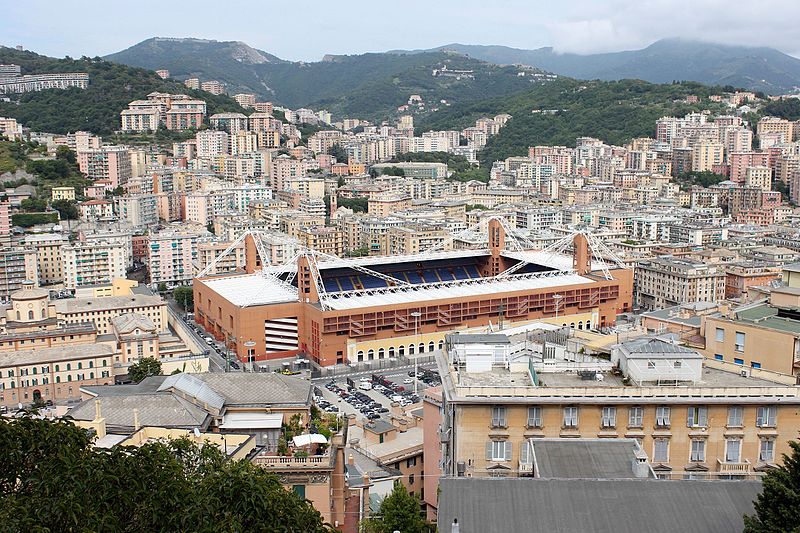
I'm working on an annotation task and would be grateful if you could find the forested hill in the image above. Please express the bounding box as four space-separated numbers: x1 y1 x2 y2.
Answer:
105 38 553 122
417 78 731 165
0 47 245 135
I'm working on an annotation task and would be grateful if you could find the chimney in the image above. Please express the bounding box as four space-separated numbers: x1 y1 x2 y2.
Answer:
133 408 141 431
348 453 354 466
94 399 102 421
451 518 460 533
93 399 106 439
632 449 651 478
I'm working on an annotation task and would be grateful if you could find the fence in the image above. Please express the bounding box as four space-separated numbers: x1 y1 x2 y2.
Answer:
311 354 437 379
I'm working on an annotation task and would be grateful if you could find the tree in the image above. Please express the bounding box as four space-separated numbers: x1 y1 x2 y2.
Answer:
157 282 168 293
55 145 77 165
328 144 348 164
0 415 333 532
128 357 162 383
174 286 194 311
20 197 47 212
51 199 79 220
744 441 800 532
363 481 429 533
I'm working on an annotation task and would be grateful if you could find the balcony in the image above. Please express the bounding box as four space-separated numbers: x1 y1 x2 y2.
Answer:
717 459 751 475
519 461 533 475
252 453 333 469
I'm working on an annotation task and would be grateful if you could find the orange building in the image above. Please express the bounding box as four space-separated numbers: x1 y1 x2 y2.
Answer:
193 222 633 367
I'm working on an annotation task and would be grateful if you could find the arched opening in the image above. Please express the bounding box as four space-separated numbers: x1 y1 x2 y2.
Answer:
367 349 374 360
409 344 415 355
428 341 435 352
570 322 575 329
32 390 42 402
16 311 20 320
41 308 46 319
418 343 425 353
398 345 405 356
357 350 364 362
28 310 34 320
578 321 583 330
438 340 444 350
378 348 385 359
388 347 395 357
586 321 591 330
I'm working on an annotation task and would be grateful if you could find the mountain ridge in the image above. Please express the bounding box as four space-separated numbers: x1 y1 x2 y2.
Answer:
394 39 800 94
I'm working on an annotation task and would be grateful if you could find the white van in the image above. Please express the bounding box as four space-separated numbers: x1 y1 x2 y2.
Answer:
204 337 214 345
358 382 372 391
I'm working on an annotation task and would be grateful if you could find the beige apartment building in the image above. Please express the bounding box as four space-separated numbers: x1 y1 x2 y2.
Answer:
691 140 724 172
62 240 127 290
296 226 344 256
635 257 726 311
368 194 412 217
757 116 795 143
25 233 67 286
387 225 450 255
434 332 800 490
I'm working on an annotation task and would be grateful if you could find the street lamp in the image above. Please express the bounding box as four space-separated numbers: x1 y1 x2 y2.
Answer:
244 340 256 372
410 311 422 396
553 294 563 318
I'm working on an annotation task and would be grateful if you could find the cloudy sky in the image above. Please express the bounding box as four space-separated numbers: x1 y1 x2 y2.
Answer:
4 0 800 60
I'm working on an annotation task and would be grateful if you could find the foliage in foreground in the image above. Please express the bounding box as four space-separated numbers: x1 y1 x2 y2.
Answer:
0 416 334 533
128 356 162 383
744 441 800 533
362 481 430 533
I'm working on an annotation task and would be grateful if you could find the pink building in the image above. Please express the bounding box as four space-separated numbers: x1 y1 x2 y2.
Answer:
0 200 10 247
729 152 770 183
78 147 131 188
165 110 205 131
422 387 443 521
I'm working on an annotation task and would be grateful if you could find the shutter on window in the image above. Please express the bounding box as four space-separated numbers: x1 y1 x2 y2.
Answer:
505 441 512 461
520 441 529 464
486 441 493 461
699 407 707 427
756 407 764 427
687 407 693 427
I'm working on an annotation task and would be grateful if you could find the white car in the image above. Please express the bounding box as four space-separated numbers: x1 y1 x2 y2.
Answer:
358 382 372 390
403 378 413 384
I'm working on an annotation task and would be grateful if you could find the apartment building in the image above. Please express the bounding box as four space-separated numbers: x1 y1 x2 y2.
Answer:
54 293 167 335
200 80 225 95
387 225 450 255
51 186 76 201
757 117 795 144
703 287 800 376
62 240 127 290
0 247 39 301
77 146 132 187
635 257 726 311
79 199 114 222
121 108 160 132
434 331 800 486
0 71 89 94
295 226 344 256
368 194 412 217
115 194 158 228
691 141 724 172
209 113 248 134
196 130 230 159
148 227 212 287
24 233 67 286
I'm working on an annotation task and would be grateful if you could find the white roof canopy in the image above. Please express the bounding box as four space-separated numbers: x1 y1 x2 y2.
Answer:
219 412 283 430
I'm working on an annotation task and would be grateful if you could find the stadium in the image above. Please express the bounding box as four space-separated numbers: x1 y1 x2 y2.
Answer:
193 218 633 367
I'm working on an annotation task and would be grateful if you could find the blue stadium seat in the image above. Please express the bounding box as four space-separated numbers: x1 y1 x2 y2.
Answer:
438 268 455 281
362 277 387 289
466 265 481 278
453 266 469 280
339 277 355 291
405 272 423 284
421 270 438 283
323 279 339 293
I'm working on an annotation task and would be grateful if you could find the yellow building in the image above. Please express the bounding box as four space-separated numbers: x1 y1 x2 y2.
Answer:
51 186 76 201
74 278 138 298
435 331 798 482
368 194 412 217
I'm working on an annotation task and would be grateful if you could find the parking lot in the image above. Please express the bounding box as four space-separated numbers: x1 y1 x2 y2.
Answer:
313 367 442 420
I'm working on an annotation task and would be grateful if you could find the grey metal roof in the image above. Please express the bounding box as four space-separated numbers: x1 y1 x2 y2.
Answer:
438 478 761 533
69 394 210 430
532 439 645 479
188 372 312 407
448 333 511 345
158 373 226 411
620 337 700 357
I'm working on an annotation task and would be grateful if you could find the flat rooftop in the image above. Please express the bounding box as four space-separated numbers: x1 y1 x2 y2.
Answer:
54 294 164 314
533 438 647 479
0 343 116 366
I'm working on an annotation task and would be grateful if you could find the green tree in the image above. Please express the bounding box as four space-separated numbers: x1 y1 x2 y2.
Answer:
55 145 77 165
174 286 194 311
363 481 429 533
337 196 368 213
128 356 162 382
0 415 333 532
157 282 168 293
744 441 800 532
328 143 349 164
51 199 79 220
20 197 47 212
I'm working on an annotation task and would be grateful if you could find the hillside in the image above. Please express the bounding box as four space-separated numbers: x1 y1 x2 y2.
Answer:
417 78 729 166
0 47 245 135
405 39 800 94
105 38 551 120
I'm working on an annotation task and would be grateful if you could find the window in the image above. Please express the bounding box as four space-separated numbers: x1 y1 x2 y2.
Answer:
727 406 743 427
428 341 435 352
647 360 656 369
408 344 415 355
527 406 542 428
751 362 761 369
725 439 741 463
418 343 424 353
735 331 745 352
734 358 744 365
486 440 511 462
714 354 723 361
656 406 671 427
563 406 578 428
406 457 417 468
378 348 385 359
409 474 415 485
520 440 532 465
628 406 643 428
653 439 669 462
601 406 616 428
715 327 724 342
687 406 708 428
356 350 364 362
756 406 777 428
491 406 507 428
759 439 775 462
690 439 706 462
292 485 305 499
